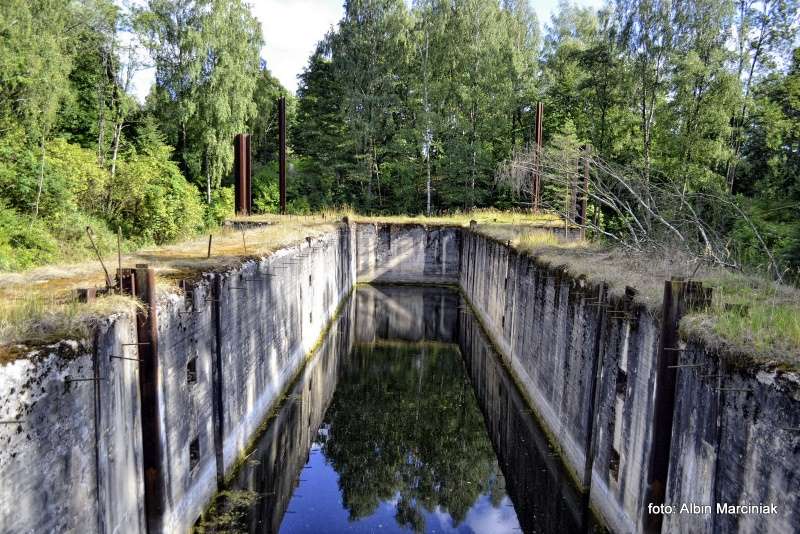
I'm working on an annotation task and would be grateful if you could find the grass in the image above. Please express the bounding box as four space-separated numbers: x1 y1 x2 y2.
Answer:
1 208 798 369
0 293 137 362
193 489 261 533
0 219 338 352
230 207 564 227
480 227 800 368
681 272 800 368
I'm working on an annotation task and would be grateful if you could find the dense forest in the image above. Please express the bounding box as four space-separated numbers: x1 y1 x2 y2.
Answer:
1 0 798 278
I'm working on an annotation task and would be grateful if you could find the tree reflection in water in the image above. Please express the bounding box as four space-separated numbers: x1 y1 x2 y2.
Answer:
196 286 600 534
319 343 507 533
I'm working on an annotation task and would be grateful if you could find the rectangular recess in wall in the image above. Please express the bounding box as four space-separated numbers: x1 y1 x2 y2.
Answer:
609 448 620 481
187 357 198 385
189 437 200 471
616 367 627 398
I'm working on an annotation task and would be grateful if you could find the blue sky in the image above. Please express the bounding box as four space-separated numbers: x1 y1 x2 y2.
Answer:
130 0 604 100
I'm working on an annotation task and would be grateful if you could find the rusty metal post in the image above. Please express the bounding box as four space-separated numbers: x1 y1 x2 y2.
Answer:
117 268 136 296
645 278 683 534
532 102 543 213
234 133 252 216
135 264 164 533
76 287 97 303
247 134 252 214
645 278 711 533
279 95 287 215
210 275 225 487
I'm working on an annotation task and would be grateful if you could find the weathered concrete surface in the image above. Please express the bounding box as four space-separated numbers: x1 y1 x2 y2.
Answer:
354 223 461 284
0 314 144 534
458 295 598 533
154 225 355 532
3 222 800 534
665 344 800 534
216 291 355 533
460 230 800 534
0 225 356 534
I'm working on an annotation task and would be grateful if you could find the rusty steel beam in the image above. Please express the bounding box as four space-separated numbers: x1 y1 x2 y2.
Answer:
644 279 683 534
533 102 543 213
644 278 712 533
117 268 136 296
211 275 225 487
279 95 287 215
135 264 164 533
234 133 252 215
75 287 97 303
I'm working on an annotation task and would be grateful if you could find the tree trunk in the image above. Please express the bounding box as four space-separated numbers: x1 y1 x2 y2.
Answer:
33 136 46 219
205 151 211 204
426 150 432 217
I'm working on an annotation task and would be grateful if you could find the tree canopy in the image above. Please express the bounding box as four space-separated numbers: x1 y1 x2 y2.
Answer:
0 0 798 277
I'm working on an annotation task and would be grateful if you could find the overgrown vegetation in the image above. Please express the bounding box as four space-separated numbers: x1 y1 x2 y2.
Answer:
1 1 798 361
0 293 136 362
288 0 800 281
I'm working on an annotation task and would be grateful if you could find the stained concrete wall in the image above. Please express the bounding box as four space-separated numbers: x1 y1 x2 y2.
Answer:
4 222 800 534
460 230 800 534
665 344 800 534
458 296 597 533
0 225 356 534
354 222 461 284
223 291 355 533
153 225 355 532
0 314 145 534
460 231 647 532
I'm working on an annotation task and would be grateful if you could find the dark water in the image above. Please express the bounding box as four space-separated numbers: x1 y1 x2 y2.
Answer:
197 286 602 534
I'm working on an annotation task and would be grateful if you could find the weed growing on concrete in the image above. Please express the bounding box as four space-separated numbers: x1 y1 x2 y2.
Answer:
0 293 136 359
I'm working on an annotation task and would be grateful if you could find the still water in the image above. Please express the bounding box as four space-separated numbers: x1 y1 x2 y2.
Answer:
197 286 601 534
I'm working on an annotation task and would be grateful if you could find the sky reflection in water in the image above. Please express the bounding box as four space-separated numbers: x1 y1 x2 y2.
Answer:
278 344 521 534
197 286 600 534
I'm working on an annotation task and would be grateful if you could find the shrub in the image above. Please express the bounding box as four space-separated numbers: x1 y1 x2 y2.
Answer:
0 202 58 270
113 143 206 244
252 162 280 214
208 186 234 225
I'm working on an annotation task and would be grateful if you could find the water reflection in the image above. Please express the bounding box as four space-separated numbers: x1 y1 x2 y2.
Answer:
197 286 602 534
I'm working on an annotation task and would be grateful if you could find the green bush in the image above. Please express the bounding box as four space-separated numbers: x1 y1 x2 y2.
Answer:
287 197 312 215
0 202 58 270
731 201 796 274
252 163 280 214
208 186 234 225
0 131 208 271
112 142 206 244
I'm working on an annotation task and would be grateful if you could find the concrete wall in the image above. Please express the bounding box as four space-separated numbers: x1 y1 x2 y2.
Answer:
222 292 356 533
3 222 799 534
665 345 800 534
354 222 461 284
1 225 356 534
460 230 800 534
153 225 355 532
0 315 145 534
458 295 598 533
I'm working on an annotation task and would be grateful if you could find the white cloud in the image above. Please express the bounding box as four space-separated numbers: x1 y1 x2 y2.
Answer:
251 0 344 93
